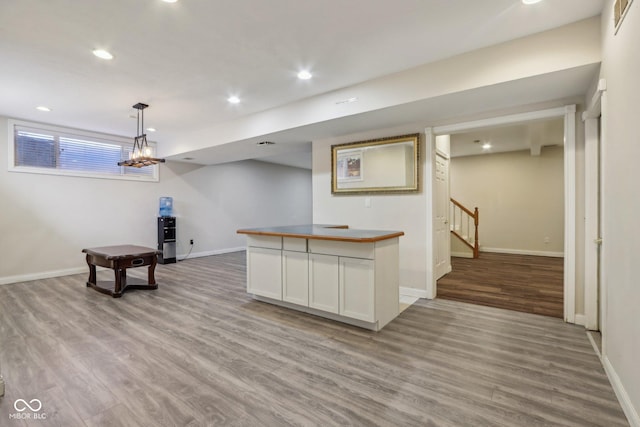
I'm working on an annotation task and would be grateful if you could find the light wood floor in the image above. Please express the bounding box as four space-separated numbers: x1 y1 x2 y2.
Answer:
0 252 627 426
437 252 564 318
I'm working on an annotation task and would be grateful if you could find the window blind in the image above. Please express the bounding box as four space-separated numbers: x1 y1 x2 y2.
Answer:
11 123 157 181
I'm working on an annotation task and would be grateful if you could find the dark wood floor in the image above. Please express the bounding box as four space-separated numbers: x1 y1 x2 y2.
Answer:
437 252 564 318
0 252 627 426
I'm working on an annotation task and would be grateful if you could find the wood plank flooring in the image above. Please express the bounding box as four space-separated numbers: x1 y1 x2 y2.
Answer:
437 252 564 318
0 251 627 426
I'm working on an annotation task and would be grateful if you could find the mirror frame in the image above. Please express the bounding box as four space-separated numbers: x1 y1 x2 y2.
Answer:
331 133 420 195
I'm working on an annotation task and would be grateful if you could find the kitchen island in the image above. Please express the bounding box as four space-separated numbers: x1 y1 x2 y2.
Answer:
237 225 404 331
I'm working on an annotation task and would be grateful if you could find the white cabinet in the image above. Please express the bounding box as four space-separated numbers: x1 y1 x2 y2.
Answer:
339 257 375 322
309 253 339 314
245 233 400 331
247 247 282 300
282 250 309 306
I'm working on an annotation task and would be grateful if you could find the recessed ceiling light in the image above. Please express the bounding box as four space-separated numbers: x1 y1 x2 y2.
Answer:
146 127 156 132
36 106 51 112
522 0 543 4
335 97 358 105
92 49 113 60
162 0 178 3
482 143 492 150
297 70 312 80
227 96 241 104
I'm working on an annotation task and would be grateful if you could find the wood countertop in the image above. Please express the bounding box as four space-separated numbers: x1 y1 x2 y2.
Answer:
237 224 404 243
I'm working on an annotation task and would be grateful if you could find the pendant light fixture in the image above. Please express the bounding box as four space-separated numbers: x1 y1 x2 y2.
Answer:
118 102 165 168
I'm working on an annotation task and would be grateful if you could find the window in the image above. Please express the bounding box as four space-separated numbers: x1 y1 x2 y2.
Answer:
8 120 159 181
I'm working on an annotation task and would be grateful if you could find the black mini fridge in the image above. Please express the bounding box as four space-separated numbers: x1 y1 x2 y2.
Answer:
158 217 177 264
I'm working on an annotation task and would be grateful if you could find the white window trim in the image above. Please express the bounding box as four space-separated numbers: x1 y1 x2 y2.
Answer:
8 119 160 182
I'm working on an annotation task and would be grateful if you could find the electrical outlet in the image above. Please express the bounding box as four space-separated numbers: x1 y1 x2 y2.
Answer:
190 239 194 245
544 236 550 244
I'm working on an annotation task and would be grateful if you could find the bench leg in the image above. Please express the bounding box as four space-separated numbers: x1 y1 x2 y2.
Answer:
148 255 157 285
113 269 126 298
86 255 97 287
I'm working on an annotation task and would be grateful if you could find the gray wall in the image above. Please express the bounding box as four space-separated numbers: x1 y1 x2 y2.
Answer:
0 117 312 284
600 0 640 420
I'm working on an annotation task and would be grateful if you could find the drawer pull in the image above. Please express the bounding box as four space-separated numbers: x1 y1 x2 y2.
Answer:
131 258 145 266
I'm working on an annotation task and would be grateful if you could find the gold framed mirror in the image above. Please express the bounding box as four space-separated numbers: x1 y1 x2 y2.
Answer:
331 133 419 194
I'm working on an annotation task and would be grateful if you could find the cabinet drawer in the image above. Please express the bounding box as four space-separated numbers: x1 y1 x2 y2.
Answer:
247 235 282 250
308 239 374 259
114 255 155 269
283 237 307 252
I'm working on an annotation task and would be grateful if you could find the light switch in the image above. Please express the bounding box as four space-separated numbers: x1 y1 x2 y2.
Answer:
365 197 371 208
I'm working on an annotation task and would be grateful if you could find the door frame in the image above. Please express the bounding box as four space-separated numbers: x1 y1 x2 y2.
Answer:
583 79 607 332
425 105 577 323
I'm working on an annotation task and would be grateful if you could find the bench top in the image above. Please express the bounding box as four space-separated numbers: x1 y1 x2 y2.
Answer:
82 245 160 260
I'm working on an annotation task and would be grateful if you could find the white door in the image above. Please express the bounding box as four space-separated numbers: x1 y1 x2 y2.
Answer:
434 152 451 279
309 253 339 314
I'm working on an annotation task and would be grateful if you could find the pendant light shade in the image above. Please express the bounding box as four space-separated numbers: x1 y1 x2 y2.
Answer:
118 103 165 168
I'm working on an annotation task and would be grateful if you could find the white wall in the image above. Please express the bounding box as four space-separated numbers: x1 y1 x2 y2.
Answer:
599 1 640 423
166 18 601 158
450 147 565 255
312 124 427 294
0 117 312 284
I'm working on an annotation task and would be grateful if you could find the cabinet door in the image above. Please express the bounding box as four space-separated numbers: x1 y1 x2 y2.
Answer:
282 251 308 306
339 257 375 322
308 253 339 314
247 247 282 300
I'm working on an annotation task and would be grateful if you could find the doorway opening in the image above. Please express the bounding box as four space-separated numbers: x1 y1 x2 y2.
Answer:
425 105 577 322
437 119 565 318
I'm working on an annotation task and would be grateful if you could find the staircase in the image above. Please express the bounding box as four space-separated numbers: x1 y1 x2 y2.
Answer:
450 198 479 258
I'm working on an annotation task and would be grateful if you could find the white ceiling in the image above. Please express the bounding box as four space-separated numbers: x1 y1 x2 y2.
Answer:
0 0 604 170
450 118 564 158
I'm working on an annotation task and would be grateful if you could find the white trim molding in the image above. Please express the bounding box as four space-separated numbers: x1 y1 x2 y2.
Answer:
603 356 640 427
0 247 247 285
563 104 577 324
480 248 564 258
179 247 246 261
583 78 605 332
428 105 578 324
0 267 86 286
400 286 428 299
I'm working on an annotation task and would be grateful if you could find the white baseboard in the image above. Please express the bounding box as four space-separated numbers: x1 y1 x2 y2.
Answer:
603 355 640 427
480 247 564 258
451 251 473 258
178 247 245 261
0 267 86 286
586 331 602 361
399 286 428 299
0 247 247 285
574 314 586 326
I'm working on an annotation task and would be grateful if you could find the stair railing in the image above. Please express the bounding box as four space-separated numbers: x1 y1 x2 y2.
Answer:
450 198 479 258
